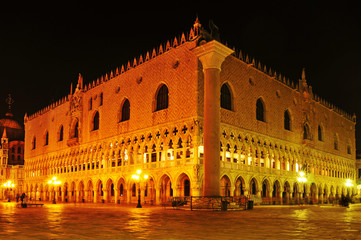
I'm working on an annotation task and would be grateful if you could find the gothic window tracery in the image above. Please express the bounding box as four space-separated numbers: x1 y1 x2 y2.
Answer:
318 125 323 141
156 84 169 111
120 99 130 122
92 111 100 131
256 98 265 122
44 131 49 146
59 125 64 141
221 83 232 110
303 123 311 140
284 110 291 130
334 134 339 150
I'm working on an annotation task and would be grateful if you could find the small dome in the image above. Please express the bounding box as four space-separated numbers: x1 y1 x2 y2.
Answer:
0 112 24 141
0 113 22 130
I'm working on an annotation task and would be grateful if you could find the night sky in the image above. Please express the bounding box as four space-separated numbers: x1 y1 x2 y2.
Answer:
1 1 361 150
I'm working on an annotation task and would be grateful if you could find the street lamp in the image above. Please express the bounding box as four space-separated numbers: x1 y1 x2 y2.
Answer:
3 181 15 202
345 179 354 197
132 169 148 208
297 171 307 203
48 177 61 204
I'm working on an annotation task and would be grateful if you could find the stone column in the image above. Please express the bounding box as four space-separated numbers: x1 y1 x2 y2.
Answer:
84 190 89 203
155 187 161 205
114 189 119 204
93 190 97 203
193 40 233 197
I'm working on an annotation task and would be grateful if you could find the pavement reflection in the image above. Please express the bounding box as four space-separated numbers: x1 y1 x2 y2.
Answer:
1 202 361 239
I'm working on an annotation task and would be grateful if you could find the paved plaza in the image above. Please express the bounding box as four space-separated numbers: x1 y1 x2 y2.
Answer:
1 202 361 239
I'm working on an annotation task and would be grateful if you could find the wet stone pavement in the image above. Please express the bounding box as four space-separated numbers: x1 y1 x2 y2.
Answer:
1 202 361 239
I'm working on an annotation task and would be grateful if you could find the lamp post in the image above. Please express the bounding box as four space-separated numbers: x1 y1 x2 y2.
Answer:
48 177 61 204
132 169 148 208
345 179 354 196
297 171 307 203
3 180 15 202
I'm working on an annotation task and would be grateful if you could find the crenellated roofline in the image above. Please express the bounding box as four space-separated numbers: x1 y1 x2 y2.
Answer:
25 18 356 123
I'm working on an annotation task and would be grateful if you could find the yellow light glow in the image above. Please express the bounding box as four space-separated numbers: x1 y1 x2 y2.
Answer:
345 179 353 187
132 174 139 180
144 175 148 180
299 171 305 177
136 169 141 175
3 181 15 188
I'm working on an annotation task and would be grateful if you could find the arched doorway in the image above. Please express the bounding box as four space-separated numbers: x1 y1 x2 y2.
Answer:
293 182 299 203
78 181 85 202
221 175 231 197
117 178 126 204
87 180 94 203
70 182 76 202
63 183 69 202
272 180 281 204
144 177 155 204
234 176 245 197
310 183 317 204
177 173 191 197
159 175 172 203
106 179 114 203
44 185 49 201
96 180 103 203
282 181 291 204
249 178 258 196
261 179 270 198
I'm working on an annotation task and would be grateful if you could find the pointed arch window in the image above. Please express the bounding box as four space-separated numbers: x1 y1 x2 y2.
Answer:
303 123 311 140
156 84 169 111
120 99 130 122
221 84 232 110
72 121 79 139
89 97 93 111
99 93 103 106
44 131 49 146
347 139 351 154
284 110 291 130
318 125 323 141
119 183 124 196
92 111 99 131
256 98 265 122
32 137 36 150
59 125 64 141
334 134 339 150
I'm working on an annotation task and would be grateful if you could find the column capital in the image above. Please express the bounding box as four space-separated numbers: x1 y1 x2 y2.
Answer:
192 40 234 70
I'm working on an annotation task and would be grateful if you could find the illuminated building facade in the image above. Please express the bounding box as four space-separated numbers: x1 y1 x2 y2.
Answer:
0 102 25 200
24 20 356 205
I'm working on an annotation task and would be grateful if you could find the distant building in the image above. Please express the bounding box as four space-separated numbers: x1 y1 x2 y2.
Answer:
0 97 25 200
24 19 356 205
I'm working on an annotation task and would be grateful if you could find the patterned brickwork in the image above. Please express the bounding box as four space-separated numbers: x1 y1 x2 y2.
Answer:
23 21 357 205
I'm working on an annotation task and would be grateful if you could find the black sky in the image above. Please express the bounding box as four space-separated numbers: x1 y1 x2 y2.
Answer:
1 1 361 150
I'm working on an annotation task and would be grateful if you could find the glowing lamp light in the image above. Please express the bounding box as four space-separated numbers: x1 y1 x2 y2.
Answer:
345 179 353 187
3 181 15 188
132 174 140 180
48 177 61 185
132 169 148 208
297 171 307 183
